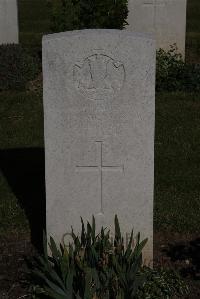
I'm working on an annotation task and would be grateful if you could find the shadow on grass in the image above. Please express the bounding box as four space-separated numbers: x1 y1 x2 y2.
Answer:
0 148 45 252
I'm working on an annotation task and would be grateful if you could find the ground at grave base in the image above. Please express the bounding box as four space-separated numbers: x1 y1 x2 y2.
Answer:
0 232 200 299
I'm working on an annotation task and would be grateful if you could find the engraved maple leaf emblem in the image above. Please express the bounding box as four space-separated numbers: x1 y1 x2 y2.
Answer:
74 54 125 100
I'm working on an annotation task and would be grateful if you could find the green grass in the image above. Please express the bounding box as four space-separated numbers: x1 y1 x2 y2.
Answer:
0 91 43 148
0 91 44 234
155 92 200 232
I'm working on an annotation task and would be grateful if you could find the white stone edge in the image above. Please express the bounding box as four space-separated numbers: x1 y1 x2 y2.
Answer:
42 29 155 44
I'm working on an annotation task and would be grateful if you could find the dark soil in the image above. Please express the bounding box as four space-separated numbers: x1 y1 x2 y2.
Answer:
154 231 200 299
0 231 200 298
0 232 36 299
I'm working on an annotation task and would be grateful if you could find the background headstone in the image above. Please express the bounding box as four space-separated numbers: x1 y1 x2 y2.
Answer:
43 30 155 264
0 0 19 44
127 0 187 57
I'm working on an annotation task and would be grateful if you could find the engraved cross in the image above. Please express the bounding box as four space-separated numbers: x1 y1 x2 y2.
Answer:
143 0 165 30
76 141 124 214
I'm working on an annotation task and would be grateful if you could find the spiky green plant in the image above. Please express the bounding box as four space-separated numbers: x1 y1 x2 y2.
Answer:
32 215 147 299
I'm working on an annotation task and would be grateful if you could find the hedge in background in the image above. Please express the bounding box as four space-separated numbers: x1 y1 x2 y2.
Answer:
49 0 129 32
0 44 40 91
156 45 200 92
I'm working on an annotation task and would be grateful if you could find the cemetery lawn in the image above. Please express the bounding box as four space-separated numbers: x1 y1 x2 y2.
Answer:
155 92 200 233
0 90 44 234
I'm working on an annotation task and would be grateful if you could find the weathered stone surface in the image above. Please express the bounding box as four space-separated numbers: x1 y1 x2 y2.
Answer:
127 0 187 57
43 30 155 264
0 0 19 44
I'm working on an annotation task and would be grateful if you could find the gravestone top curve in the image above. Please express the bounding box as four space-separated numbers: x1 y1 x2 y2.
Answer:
43 29 154 41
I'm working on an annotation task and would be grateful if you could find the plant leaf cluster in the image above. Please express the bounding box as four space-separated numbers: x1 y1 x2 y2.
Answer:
156 44 200 92
32 215 147 299
31 215 189 299
136 267 189 299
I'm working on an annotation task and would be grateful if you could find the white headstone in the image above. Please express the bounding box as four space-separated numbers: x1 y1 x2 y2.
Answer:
0 0 19 44
127 0 187 57
43 30 155 264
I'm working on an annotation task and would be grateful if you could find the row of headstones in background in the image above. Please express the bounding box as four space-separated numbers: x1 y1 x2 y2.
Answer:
0 0 18 44
0 0 187 56
43 30 155 264
128 0 187 57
